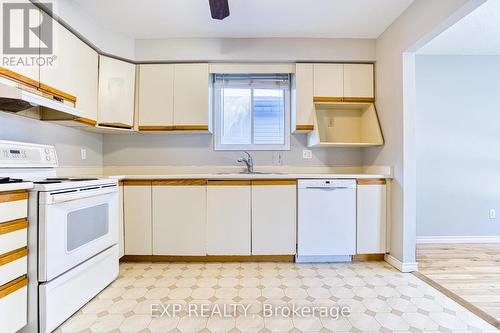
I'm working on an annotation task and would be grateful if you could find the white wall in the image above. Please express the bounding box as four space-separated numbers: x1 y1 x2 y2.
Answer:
363 0 484 265
0 111 103 167
135 38 375 62
416 55 500 237
41 0 135 59
103 133 362 167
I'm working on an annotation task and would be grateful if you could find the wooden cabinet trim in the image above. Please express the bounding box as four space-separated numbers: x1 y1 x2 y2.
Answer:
207 180 252 186
313 96 375 103
0 276 28 299
0 66 39 88
152 180 207 186
39 83 77 104
98 123 133 129
357 179 386 185
343 97 375 103
313 96 344 103
251 180 297 186
75 117 97 126
296 125 314 131
0 191 28 203
118 180 124 187
123 180 152 186
139 126 175 131
0 218 28 235
0 247 28 266
173 125 209 131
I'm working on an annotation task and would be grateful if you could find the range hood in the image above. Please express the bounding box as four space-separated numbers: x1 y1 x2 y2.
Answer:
0 81 79 116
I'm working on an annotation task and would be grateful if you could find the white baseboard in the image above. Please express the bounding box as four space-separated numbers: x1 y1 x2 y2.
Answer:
384 254 418 273
417 236 500 244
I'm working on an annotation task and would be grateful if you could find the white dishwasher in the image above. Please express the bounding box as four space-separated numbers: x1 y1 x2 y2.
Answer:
297 179 357 263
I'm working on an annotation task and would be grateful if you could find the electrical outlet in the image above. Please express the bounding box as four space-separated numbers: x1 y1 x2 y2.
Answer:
81 148 87 160
489 209 496 219
302 149 312 159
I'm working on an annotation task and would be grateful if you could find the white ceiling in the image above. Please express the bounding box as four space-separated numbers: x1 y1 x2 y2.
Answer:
418 0 500 55
69 0 413 39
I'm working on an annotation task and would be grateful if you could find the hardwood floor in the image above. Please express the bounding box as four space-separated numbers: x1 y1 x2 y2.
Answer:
417 243 500 327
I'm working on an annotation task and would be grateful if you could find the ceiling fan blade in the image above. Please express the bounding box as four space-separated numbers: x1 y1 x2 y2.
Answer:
209 0 230 20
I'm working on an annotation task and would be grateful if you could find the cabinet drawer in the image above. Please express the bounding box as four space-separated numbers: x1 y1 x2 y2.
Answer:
0 276 28 333
0 248 28 286
0 191 28 223
0 219 28 255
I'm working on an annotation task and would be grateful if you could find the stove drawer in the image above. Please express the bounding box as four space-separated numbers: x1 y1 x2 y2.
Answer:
0 276 28 333
0 219 28 255
0 191 28 223
0 247 28 286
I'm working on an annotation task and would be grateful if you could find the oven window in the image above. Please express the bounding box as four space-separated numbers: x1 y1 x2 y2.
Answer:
67 204 109 252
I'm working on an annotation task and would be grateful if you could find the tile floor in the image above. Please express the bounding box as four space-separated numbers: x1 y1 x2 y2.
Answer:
55 261 499 332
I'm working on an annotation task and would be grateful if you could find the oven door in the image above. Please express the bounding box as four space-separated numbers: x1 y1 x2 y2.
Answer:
38 186 118 282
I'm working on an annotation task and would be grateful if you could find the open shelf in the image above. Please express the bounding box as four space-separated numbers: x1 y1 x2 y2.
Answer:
307 101 384 148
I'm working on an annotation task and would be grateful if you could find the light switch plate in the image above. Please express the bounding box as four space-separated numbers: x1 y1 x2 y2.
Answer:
81 148 87 160
302 149 312 159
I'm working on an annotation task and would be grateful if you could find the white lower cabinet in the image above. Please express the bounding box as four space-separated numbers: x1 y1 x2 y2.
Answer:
152 181 206 255
251 181 297 255
207 181 251 255
123 182 152 255
356 181 387 254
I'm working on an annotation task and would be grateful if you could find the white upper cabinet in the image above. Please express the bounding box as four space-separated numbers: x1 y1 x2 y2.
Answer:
0 0 39 84
98 55 136 128
313 64 343 98
138 64 174 130
173 63 209 129
40 20 98 120
344 64 374 99
293 64 314 131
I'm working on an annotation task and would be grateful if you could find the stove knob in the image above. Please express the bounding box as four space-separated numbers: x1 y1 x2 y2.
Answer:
46 156 51 161
44 148 50 154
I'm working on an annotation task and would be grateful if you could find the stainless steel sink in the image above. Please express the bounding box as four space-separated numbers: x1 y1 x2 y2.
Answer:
214 171 284 175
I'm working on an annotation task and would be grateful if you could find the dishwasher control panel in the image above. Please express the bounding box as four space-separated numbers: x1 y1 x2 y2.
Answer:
297 179 356 189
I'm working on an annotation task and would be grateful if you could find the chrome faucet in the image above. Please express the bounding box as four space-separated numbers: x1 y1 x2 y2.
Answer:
237 151 254 174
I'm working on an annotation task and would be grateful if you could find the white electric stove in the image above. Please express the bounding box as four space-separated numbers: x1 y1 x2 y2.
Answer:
0 140 119 333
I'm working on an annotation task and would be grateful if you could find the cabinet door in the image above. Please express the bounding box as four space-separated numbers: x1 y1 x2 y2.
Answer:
344 64 374 99
357 182 386 254
293 64 314 131
98 55 136 128
138 64 174 129
251 181 296 255
206 182 251 255
0 0 39 84
40 20 98 119
123 182 152 255
152 182 206 255
313 64 343 98
173 63 209 127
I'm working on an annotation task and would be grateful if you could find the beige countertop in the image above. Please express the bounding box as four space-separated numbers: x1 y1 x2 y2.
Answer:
109 173 389 180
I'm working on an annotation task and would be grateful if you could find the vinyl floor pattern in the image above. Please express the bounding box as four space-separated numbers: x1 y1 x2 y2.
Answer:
54 261 498 332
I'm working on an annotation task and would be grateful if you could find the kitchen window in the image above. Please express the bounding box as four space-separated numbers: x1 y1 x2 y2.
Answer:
213 74 291 150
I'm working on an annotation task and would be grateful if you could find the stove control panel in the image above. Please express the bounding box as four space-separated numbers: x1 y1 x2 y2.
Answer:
0 140 58 167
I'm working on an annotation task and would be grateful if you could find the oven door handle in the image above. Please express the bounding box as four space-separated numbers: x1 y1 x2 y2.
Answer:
48 187 117 204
